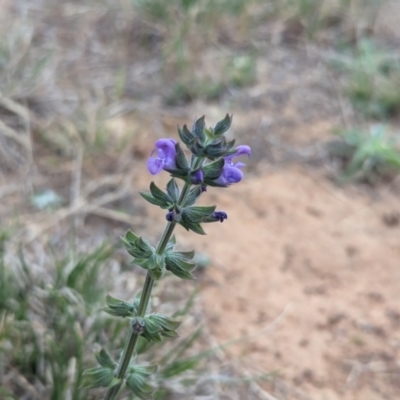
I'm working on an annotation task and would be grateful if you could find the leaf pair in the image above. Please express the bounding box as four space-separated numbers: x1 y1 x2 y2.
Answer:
141 313 181 342
165 250 196 280
126 364 158 400
122 230 165 280
82 350 119 389
102 293 137 318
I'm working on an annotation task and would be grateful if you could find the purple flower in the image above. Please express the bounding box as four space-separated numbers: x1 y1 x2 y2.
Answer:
190 169 204 184
212 211 228 222
166 211 175 222
147 139 177 175
214 145 251 186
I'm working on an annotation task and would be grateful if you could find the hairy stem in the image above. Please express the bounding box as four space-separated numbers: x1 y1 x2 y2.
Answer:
103 181 192 400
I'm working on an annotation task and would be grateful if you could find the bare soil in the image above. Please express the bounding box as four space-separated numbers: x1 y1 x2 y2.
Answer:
188 165 400 400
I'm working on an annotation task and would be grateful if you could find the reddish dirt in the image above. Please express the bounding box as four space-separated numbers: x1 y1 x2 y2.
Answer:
177 165 400 400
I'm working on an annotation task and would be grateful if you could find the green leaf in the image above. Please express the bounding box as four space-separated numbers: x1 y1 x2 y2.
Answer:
174 143 190 172
149 267 164 281
179 218 206 235
139 192 169 208
125 230 139 243
137 237 154 255
147 253 163 271
214 113 232 136
143 316 161 334
126 373 155 400
165 259 196 280
166 178 180 202
174 250 195 259
149 182 172 205
161 329 179 338
203 158 224 180
81 367 120 389
187 205 216 216
178 125 195 147
190 139 206 157
150 314 181 330
166 235 176 252
142 330 163 342
182 186 202 208
103 294 135 318
192 115 206 142
95 349 116 369
165 254 196 272
183 205 216 223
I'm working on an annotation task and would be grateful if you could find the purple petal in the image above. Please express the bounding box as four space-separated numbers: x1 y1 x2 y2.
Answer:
147 157 163 175
155 138 177 170
235 145 251 157
191 169 204 184
223 165 243 184
225 145 251 163
215 164 243 186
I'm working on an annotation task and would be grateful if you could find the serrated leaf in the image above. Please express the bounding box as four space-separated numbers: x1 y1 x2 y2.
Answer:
95 349 116 369
166 178 180 202
214 113 232 136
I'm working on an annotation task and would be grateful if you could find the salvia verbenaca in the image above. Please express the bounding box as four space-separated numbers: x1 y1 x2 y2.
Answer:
82 114 251 400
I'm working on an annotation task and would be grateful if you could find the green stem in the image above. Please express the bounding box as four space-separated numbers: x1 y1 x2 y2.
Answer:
103 181 193 400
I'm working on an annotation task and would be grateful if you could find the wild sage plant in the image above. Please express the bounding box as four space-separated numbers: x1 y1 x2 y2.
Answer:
82 115 251 400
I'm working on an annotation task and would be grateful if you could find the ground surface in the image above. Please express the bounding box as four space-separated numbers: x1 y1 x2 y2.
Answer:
194 166 400 400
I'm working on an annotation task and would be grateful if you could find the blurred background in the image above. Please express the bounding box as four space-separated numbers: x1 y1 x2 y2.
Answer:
1 0 400 399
